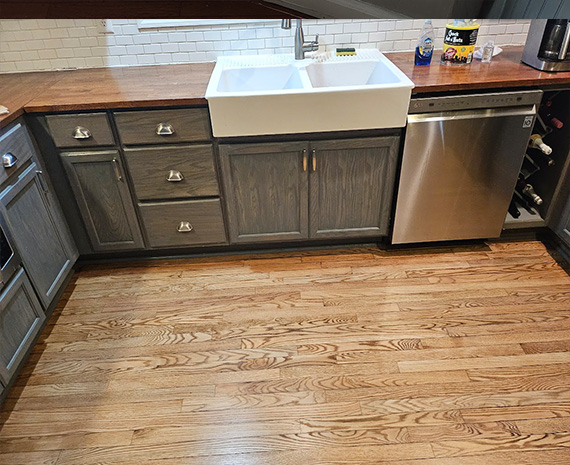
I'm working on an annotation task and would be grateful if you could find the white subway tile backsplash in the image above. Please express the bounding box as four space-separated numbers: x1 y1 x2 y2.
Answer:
0 19 531 73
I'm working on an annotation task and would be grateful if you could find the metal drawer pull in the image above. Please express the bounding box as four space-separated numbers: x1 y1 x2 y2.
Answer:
156 123 175 136
302 149 308 172
112 158 123 182
167 170 184 182
2 152 17 168
311 149 317 172
73 126 92 140
177 221 193 233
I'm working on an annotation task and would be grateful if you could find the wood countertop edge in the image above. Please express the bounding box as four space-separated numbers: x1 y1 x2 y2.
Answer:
23 97 209 114
0 109 26 128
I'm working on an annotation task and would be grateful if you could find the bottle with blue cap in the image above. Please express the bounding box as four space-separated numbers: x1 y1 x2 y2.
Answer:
415 19 434 66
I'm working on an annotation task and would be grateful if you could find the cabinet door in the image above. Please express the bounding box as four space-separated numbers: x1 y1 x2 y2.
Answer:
0 163 77 309
60 150 144 252
220 142 309 243
309 137 398 239
0 268 45 385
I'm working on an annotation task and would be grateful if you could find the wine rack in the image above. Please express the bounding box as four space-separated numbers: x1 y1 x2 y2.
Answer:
504 88 570 230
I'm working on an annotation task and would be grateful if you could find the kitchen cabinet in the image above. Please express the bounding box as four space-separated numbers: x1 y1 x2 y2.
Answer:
219 136 399 244
554 194 570 248
60 150 145 252
0 160 77 310
139 199 227 248
124 145 219 201
220 142 309 243
0 268 45 386
309 137 398 238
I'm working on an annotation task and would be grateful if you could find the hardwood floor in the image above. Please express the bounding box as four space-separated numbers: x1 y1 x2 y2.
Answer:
1 240 569 464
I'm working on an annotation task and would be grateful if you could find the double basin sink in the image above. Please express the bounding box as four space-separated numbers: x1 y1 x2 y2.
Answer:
206 49 414 137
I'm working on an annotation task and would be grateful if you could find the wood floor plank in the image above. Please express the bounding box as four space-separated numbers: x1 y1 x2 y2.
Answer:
216 370 471 396
431 432 570 457
0 430 134 453
406 421 521 442
360 390 570 415
461 402 570 423
398 352 570 373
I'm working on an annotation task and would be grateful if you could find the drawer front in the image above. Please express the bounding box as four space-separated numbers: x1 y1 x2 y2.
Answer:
140 199 226 248
124 145 219 200
114 108 211 145
0 122 36 186
46 113 115 148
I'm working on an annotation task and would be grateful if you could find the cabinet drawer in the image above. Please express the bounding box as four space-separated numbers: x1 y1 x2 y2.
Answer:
46 113 115 148
0 122 36 186
0 268 45 385
124 145 218 200
140 199 226 248
114 108 211 145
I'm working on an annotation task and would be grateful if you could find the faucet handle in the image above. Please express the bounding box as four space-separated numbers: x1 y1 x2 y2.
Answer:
313 33 320 45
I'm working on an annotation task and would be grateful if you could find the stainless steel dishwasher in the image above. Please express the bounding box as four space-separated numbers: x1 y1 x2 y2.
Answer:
392 90 543 244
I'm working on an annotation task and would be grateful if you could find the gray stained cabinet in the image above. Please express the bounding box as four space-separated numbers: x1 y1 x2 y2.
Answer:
0 163 77 309
220 142 309 243
309 137 398 238
0 268 45 385
124 145 219 200
219 136 399 244
555 195 570 249
60 150 145 252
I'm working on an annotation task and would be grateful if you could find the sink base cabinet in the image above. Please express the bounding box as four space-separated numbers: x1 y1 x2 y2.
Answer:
220 142 309 244
0 163 77 310
219 136 399 244
0 268 45 386
309 137 398 238
60 151 145 252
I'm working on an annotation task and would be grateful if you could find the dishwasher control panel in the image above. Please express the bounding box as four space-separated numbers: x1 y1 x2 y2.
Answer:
409 90 543 114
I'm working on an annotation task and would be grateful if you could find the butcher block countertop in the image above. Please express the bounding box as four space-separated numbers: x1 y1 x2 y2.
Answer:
2 46 570 129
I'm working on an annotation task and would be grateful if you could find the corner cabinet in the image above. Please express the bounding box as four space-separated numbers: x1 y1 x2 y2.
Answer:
0 163 77 310
219 136 399 244
60 150 145 252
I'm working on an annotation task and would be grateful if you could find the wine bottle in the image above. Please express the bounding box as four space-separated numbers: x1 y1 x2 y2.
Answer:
508 199 521 219
529 134 553 155
529 150 555 167
513 191 539 214
520 154 540 179
516 179 543 205
543 112 564 129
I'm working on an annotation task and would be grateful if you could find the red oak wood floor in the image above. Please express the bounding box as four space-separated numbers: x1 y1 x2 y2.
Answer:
0 240 569 464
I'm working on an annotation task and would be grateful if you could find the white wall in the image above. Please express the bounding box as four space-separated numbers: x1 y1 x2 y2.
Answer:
0 19 530 73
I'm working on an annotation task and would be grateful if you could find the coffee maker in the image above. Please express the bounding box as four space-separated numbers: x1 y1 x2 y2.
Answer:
522 19 570 72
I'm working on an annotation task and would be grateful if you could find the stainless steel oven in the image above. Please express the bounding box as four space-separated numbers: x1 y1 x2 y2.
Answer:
0 215 21 288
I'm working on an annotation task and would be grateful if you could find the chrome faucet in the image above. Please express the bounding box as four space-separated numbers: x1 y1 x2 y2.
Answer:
281 19 319 60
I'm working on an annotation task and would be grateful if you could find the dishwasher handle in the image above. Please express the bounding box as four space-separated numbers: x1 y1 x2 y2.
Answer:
408 105 537 124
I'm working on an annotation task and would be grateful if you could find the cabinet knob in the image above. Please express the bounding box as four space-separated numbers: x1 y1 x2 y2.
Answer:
177 221 193 233
73 126 92 140
2 152 17 168
167 170 184 182
156 123 175 136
